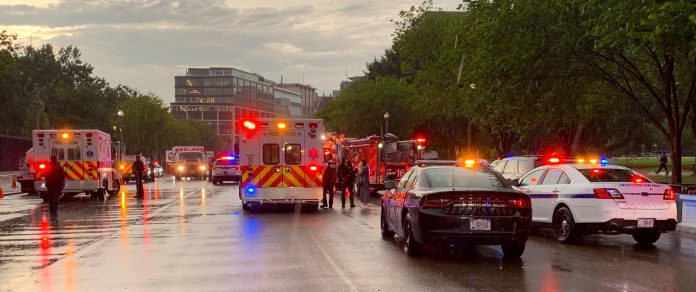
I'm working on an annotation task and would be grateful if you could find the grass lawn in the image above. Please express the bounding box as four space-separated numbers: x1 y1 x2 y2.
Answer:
612 156 696 184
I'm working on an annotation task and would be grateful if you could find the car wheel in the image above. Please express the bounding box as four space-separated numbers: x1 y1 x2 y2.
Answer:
553 207 581 243
501 240 526 258
403 215 422 257
381 208 395 239
633 230 661 245
242 202 250 211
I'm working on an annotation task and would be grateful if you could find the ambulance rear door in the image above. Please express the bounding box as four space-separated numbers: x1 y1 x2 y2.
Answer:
49 135 85 191
248 125 285 200
282 125 307 200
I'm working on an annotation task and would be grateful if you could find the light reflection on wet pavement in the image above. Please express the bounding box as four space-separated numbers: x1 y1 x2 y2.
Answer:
0 177 696 291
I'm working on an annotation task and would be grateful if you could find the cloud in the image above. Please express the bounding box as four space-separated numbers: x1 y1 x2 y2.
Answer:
0 0 463 99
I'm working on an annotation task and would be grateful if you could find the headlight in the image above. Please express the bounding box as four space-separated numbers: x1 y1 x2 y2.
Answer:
199 165 207 171
177 165 184 171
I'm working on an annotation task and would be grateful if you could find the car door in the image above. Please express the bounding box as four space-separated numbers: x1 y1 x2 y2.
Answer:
388 170 413 234
283 128 306 199
532 168 568 223
394 171 418 235
516 168 547 222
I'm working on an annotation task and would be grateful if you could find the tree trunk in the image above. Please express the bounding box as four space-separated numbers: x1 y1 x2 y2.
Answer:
670 133 682 184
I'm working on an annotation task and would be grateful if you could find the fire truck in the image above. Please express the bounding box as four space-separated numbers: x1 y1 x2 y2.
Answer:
238 118 325 211
338 134 425 193
31 130 120 201
165 146 209 180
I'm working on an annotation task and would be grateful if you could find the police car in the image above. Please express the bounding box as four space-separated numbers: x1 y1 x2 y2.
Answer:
512 161 677 245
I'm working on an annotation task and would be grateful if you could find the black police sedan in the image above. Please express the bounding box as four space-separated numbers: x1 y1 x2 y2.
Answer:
380 165 532 258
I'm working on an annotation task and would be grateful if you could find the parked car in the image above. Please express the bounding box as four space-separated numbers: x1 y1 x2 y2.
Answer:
512 163 677 244
380 165 532 258
211 156 242 184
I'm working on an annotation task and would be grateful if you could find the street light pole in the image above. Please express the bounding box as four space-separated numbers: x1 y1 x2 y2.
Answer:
117 110 125 158
384 112 390 135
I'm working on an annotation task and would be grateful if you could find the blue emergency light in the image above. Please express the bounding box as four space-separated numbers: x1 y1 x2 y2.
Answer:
246 186 256 196
600 158 609 166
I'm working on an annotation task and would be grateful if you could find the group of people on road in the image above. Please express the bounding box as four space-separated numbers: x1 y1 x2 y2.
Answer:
321 158 371 209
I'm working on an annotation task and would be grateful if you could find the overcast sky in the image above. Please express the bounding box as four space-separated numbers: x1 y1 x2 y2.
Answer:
0 0 462 103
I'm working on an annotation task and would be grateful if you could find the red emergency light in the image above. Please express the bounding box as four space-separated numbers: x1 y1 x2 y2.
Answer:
243 121 256 130
38 163 46 170
548 157 560 164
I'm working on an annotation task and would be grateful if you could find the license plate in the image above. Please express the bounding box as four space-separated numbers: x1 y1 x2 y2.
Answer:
637 218 655 228
470 219 491 231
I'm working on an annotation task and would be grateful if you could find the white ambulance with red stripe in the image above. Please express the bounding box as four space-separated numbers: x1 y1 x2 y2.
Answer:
32 130 120 200
238 119 325 211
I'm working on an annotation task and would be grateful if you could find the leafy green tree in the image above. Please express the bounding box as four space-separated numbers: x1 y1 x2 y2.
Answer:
574 0 696 183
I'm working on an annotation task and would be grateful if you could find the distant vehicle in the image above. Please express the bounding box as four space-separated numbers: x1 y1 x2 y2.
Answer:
211 156 241 184
165 146 209 180
381 165 532 258
338 134 427 193
491 156 572 181
150 161 164 178
31 130 120 201
512 163 677 245
117 155 149 183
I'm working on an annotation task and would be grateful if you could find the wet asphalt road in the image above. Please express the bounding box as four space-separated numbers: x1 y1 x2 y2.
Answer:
1 178 696 292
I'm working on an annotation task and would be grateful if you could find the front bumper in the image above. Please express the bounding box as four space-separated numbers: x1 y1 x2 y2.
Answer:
588 218 677 234
412 207 532 245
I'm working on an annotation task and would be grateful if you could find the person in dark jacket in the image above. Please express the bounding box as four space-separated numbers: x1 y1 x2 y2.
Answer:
321 160 337 208
337 158 356 208
656 154 669 175
45 155 65 222
132 155 146 198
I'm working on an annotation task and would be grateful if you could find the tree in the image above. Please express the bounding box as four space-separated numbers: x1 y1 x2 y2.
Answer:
575 0 696 183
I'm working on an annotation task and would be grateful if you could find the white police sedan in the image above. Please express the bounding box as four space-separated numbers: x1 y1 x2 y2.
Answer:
512 163 677 245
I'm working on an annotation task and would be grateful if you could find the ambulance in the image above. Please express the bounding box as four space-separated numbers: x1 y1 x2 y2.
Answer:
32 130 120 200
238 118 325 211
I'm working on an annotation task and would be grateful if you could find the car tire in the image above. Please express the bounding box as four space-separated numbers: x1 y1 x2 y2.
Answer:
381 208 395 239
242 202 250 211
633 230 661 245
501 240 526 258
553 207 581 243
403 215 422 257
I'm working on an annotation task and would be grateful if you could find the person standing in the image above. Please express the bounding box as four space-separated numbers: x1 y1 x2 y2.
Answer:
321 159 337 208
45 155 65 223
337 158 356 208
656 153 669 175
358 160 371 207
132 155 146 198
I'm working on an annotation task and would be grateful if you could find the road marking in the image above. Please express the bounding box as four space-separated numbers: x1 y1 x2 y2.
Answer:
310 232 359 292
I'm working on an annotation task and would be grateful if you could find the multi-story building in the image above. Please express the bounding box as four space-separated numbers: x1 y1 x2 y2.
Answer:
170 67 278 148
277 83 318 118
273 86 303 118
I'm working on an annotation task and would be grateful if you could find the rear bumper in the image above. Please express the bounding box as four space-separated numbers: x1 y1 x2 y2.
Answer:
412 207 532 245
213 174 241 182
587 218 677 234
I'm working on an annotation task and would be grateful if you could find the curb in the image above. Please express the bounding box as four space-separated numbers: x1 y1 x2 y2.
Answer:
677 224 696 234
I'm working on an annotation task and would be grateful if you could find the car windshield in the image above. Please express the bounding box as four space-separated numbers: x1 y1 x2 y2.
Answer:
577 168 650 182
423 167 509 189
179 152 204 162
215 159 238 166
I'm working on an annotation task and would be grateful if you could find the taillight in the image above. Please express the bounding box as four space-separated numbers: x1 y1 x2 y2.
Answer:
509 197 531 209
664 189 676 200
593 188 624 200
420 197 450 207
309 165 318 172
38 163 46 170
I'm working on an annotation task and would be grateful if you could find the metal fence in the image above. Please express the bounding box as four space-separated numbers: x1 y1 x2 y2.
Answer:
0 135 31 171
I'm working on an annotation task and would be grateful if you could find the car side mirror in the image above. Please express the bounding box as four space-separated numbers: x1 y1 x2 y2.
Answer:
384 181 396 190
510 179 520 187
